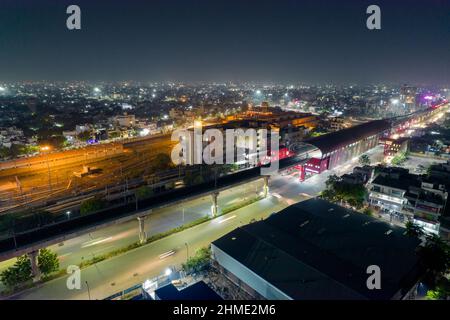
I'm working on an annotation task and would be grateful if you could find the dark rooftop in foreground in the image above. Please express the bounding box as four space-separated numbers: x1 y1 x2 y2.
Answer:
154 281 222 301
212 198 423 300
305 119 391 155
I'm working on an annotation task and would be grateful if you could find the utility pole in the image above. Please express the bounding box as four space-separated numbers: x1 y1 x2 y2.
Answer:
185 242 189 261
135 192 138 211
45 152 52 191
86 281 91 300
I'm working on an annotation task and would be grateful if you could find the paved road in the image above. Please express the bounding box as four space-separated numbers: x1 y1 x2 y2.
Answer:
11 195 290 300
0 179 265 272
4 146 385 299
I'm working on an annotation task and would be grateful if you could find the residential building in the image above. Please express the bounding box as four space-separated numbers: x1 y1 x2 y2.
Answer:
383 137 409 157
368 167 448 234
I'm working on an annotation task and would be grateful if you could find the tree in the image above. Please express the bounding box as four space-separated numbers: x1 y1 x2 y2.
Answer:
391 152 408 166
426 278 450 300
0 146 9 159
320 189 336 201
37 248 59 277
0 214 14 233
136 185 154 200
77 130 92 142
9 144 26 157
0 255 32 288
419 235 450 288
80 197 107 215
184 171 205 186
359 154 371 166
322 175 367 209
405 221 424 238
325 174 340 189
373 164 386 176
443 117 450 129
182 247 211 274
362 207 373 216
152 153 173 172
108 131 120 139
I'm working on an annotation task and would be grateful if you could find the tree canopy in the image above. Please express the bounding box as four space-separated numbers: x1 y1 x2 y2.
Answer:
359 154 371 166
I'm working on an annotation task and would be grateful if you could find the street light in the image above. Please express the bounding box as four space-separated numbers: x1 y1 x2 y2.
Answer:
194 120 202 128
66 211 71 220
85 281 91 300
185 242 189 261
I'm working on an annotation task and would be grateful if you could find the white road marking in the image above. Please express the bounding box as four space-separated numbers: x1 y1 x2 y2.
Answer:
159 250 175 259
219 215 237 224
81 237 113 248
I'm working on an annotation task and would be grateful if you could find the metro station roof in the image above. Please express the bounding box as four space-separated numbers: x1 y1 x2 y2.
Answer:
305 119 391 155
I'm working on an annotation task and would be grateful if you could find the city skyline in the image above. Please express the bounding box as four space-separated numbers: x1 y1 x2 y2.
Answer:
0 0 449 304
0 0 449 85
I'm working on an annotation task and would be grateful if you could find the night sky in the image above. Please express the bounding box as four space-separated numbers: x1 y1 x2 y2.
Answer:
0 0 449 85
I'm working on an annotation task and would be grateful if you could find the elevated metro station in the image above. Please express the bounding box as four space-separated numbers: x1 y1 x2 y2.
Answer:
297 119 391 181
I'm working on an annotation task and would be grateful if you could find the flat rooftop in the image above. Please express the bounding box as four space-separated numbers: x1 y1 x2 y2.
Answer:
154 281 222 300
305 119 391 155
212 198 423 300
372 173 421 191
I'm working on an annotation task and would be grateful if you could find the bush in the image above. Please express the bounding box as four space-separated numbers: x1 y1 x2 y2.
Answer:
136 186 154 200
38 248 59 277
391 152 408 166
182 247 211 274
362 208 373 216
359 154 370 166
152 153 173 171
0 255 32 289
80 197 107 215
426 278 450 300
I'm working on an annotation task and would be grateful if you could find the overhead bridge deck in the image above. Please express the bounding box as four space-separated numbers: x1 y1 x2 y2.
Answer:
0 154 314 261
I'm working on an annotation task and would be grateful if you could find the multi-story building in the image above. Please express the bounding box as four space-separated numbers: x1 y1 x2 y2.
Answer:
383 137 409 157
212 198 424 300
368 168 415 223
368 167 448 235
403 179 448 235
109 114 136 128
178 119 290 168
400 85 417 110
341 166 374 185
328 116 346 132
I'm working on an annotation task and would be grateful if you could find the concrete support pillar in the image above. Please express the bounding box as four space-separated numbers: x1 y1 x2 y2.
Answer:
28 250 41 283
211 192 219 217
137 216 147 244
263 176 269 198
